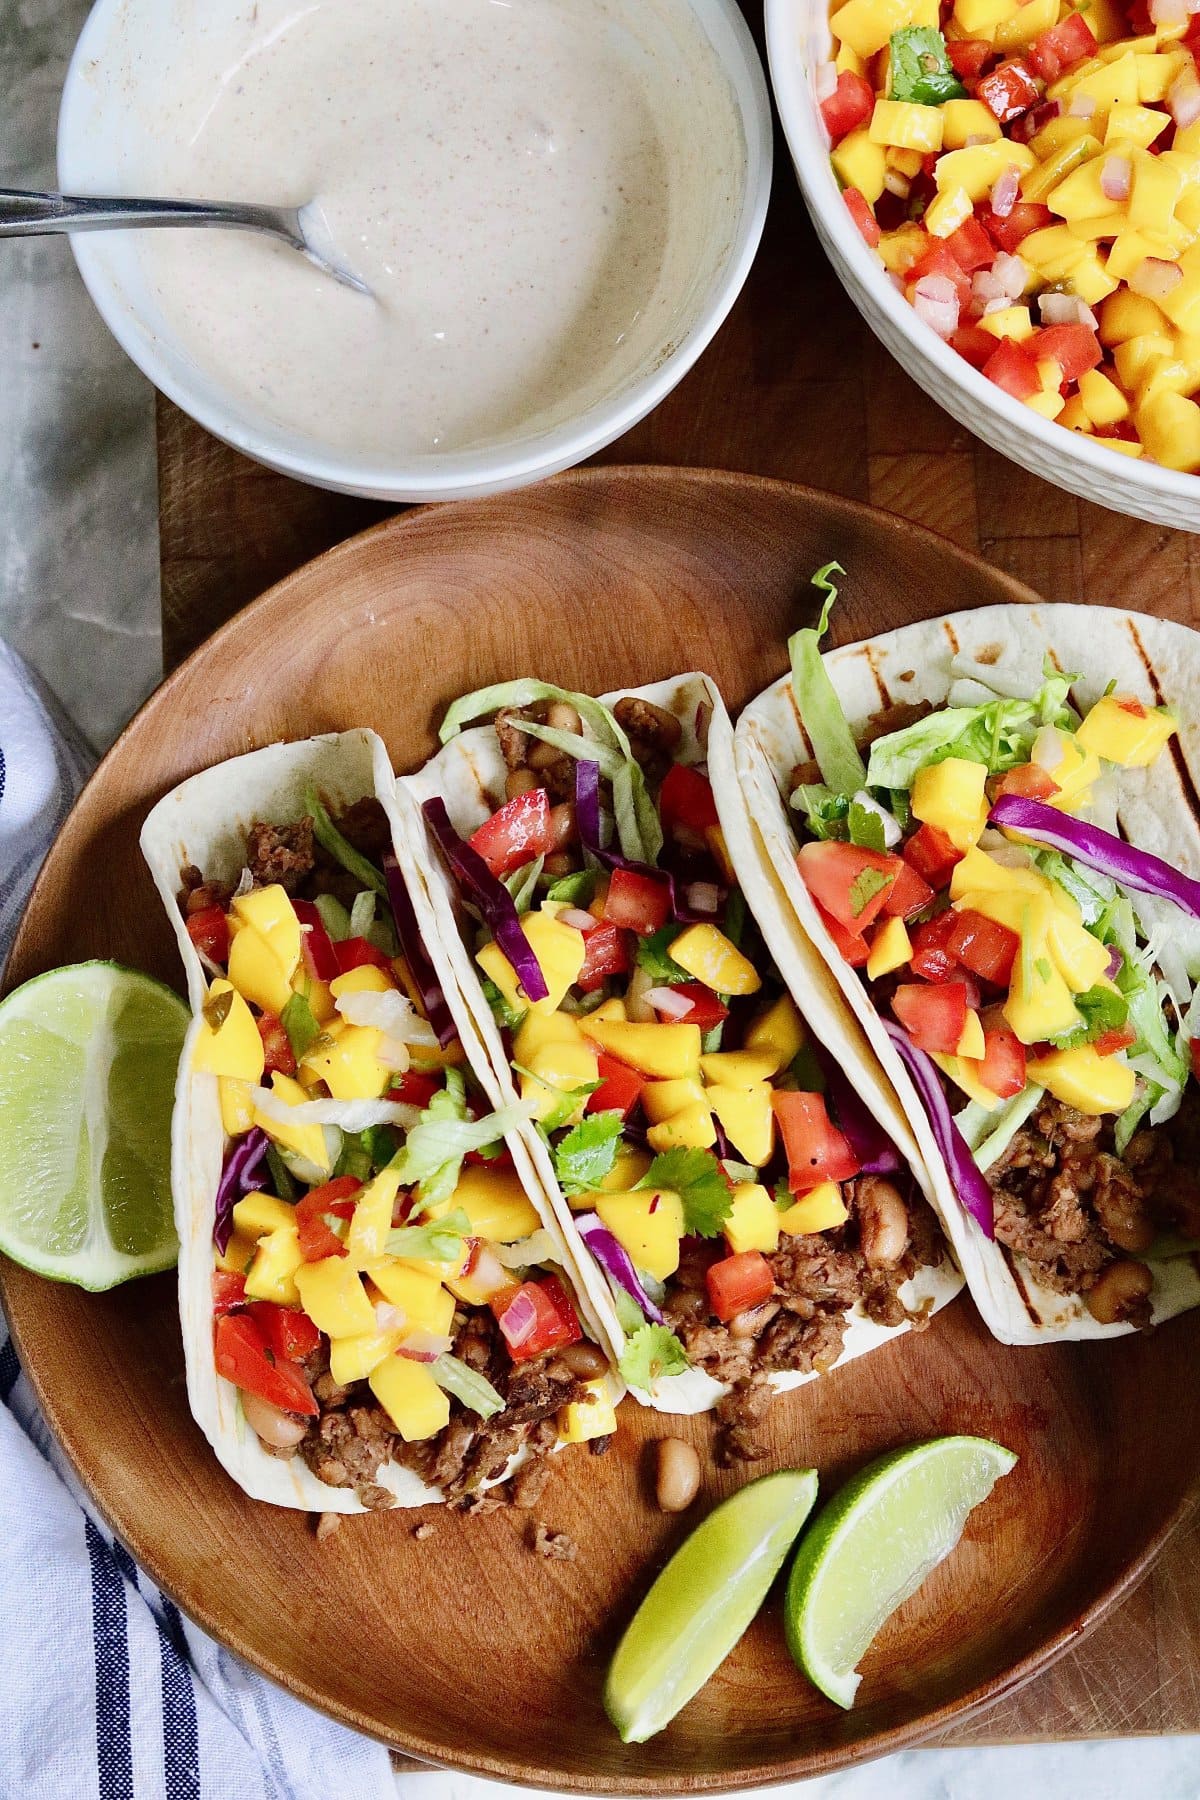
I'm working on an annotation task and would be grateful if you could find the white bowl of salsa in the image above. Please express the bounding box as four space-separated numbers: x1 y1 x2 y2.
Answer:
59 0 772 502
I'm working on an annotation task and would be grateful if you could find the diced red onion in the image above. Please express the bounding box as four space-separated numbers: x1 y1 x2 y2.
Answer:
574 1212 665 1325
973 268 1008 308
993 252 1029 299
383 849 458 1046
1130 257 1183 300
645 985 696 1020
684 881 723 916
558 907 599 933
375 1302 406 1332
913 274 960 339
496 1288 539 1352
420 799 548 1004
983 296 1012 316
1067 92 1096 119
213 1128 270 1255
1038 292 1097 329
1101 155 1132 203
1011 98 1060 144
1105 945 1124 981
989 794 1200 920
883 1024 995 1238
815 60 838 101
1168 66 1200 130
884 170 912 199
292 898 340 983
1032 724 1067 773
990 166 1020 218
1152 0 1188 25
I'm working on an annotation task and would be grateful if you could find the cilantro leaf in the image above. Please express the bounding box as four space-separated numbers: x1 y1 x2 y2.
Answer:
618 1323 689 1391
280 992 321 1063
849 866 891 919
545 869 597 906
774 1178 795 1214
553 1112 625 1195
636 925 687 984
848 801 886 853
636 1147 732 1237
888 27 966 105
1051 983 1130 1049
480 975 527 1032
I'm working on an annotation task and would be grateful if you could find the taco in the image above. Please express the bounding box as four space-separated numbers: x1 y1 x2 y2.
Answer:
141 730 620 1514
394 678 963 1453
735 576 1200 1345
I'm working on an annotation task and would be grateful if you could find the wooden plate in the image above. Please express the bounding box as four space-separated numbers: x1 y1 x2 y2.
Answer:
4 467 1197 1790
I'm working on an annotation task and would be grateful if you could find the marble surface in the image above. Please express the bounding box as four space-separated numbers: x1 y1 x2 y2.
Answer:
2 5 1199 1798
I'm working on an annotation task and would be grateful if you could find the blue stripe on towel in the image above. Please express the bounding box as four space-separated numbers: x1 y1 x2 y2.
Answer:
159 1599 201 1800
86 1517 133 1800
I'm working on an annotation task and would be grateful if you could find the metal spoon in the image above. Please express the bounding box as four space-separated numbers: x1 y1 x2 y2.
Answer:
0 188 371 295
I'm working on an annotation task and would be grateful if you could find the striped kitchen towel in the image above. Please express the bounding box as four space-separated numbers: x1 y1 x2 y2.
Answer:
0 639 392 1799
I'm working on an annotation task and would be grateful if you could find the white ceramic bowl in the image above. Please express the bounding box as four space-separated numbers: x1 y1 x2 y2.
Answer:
58 1 772 504
767 0 1200 531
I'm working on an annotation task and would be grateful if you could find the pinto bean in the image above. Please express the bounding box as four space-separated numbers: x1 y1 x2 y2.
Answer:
1085 1259 1153 1325
655 1438 701 1514
243 1391 308 1450
547 802 577 850
855 1176 910 1267
546 701 582 735
505 768 539 801
558 1341 610 1380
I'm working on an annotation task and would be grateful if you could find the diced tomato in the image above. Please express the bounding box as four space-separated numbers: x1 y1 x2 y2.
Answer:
994 763 1060 802
945 215 995 274
1035 324 1102 383
1028 12 1096 82
387 1069 442 1109
577 920 634 993
772 1091 861 1193
983 335 1041 401
947 38 992 79
892 981 970 1054
977 58 1040 124
494 1274 582 1362
1094 419 1139 443
659 763 720 836
910 240 972 313
951 324 1002 371
257 1011 297 1078
295 1176 361 1261
945 908 1020 987
843 185 881 249
821 70 875 140
1190 1037 1200 1083
468 787 555 879
333 936 394 976
1094 1025 1137 1057
187 905 230 966
909 912 961 983
246 1300 322 1362
657 982 730 1029
882 861 935 921
981 201 1052 255
213 1313 318 1416
1116 696 1148 718
816 902 871 968
212 1269 246 1314
797 840 903 937
706 1251 776 1323
586 1051 645 1120
977 1023 1027 1098
903 822 963 891
291 898 340 982
602 867 672 936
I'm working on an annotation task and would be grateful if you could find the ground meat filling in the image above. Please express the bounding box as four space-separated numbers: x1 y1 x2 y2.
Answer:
988 1093 1199 1322
296 1309 593 1511
663 1178 941 1461
179 797 392 914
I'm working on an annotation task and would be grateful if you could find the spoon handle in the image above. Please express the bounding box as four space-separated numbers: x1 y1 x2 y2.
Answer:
0 188 300 246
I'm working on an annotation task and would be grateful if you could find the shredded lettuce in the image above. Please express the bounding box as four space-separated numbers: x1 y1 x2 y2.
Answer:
865 661 1077 792
385 1207 471 1262
349 890 376 938
961 1084 1045 1172
432 1353 505 1420
504 854 545 914
304 786 387 897
390 1069 530 1208
787 564 867 798
314 893 351 942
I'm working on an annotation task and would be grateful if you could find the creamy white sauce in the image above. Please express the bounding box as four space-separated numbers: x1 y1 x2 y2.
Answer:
110 0 745 458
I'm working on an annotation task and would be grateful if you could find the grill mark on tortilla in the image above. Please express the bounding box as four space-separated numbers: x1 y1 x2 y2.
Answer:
862 645 894 710
781 680 816 769
1126 617 1200 831
942 620 960 657
999 1242 1045 1327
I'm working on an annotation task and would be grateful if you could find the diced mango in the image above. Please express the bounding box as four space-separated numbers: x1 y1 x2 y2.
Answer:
219 1076 256 1138
953 0 1021 34
345 1168 403 1269
1098 288 1165 344
723 1183 781 1255
1076 694 1177 766
594 1189 685 1281
1129 149 1184 235
520 1035 599 1126
707 1084 776 1168
588 997 628 1022
1025 1043 1137 1114
1078 367 1131 426
931 1052 1003 1111
558 1378 619 1444
956 1010 986 1060
866 914 913 981
1046 913 1113 992
1044 732 1103 811
979 306 1034 344
369 1354 451 1442
1004 948 1082 1045
744 994 805 1071
293 970 336 1025
870 100 944 154
941 99 1002 149
301 1022 390 1102
1047 156 1121 223
329 1329 404 1386
329 964 394 999
215 1230 257 1275
252 1071 331 1173
1104 104 1169 150
699 1049 779 1089
227 925 295 1017
938 140 1036 202
450 1164 542 1242
925 185 975 239
295 1256 376 1338
1112 330 1176 391
233 1191 297 1239
1059 395 1093 434
1021 135 1102 207
369 1262 456 1338
831 126 888 205
993 0 1057 50
949 846 1048 903
1025 391 1066 422
669 924 761 997
597 1145 654 1193
581 1018 702 1080
777 1181 849 1236
911 757 989 852
193 980 265 1082
231 885 301 979
477 908 586 1016
514 1010 583 1061
1032 116 1094 162
643 1078 709 1124
831 0 920 58
647 1103 717 1153
1099 436 1146 457
1135 49 1189 103
1137 388 1200 470
243 1224 303 1307
1067 49 1139 112
1018 224 1089 282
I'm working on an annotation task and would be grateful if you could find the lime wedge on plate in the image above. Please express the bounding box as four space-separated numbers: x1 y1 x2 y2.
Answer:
0 962 188 1289
785 1435 1017 1710
605 1467 819 1743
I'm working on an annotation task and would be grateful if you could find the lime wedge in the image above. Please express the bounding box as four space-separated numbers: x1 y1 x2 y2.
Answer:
0 962 189 1289
605 1467 819 1743
785 1435 1017 1709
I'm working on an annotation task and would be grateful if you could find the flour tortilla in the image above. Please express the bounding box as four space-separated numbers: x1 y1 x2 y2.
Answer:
735 603 1200 1345
396 678 964 1412
141 731 614 1509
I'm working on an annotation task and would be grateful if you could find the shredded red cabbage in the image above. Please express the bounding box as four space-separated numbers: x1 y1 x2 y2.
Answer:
213 1127 270 1254
382 849 458 1047
989 795 1200 921
883 1022 995 1239
812 1043 901 1176
291 898 340 983
574 1212 665 1324
421 798 549 1004
573 760 725 924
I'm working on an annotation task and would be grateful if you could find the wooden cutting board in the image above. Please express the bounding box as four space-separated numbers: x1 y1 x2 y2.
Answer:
154 3 1199 1747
